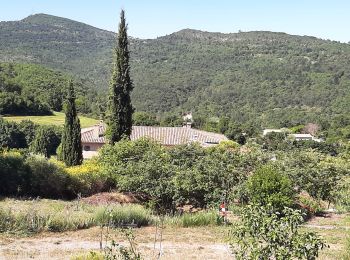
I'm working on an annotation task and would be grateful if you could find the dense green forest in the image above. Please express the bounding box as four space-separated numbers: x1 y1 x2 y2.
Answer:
0 63 101 116
0 14 350 140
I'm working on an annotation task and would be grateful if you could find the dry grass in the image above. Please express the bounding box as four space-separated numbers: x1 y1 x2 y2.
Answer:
0 198 349 259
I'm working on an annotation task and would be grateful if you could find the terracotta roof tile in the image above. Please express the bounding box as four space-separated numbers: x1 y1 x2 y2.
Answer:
81 124 228 146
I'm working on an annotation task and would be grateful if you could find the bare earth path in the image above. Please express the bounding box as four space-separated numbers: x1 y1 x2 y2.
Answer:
0 227 233 260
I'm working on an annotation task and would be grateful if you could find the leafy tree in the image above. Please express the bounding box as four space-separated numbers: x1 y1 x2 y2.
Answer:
60 80 83 166
30 126 61 158
106 10 133 144
18 120 37 146
230 205 327 260
247 165 295 211
133 111 158 126
0 119 26 149
281 150 349 204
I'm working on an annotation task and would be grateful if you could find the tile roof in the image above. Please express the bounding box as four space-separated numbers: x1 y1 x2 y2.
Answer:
81 124 228 146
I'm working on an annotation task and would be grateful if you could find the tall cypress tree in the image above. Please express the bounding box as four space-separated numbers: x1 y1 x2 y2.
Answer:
60 80 83 166
106 9 133 144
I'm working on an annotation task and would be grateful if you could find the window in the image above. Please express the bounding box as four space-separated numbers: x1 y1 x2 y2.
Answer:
84 146 91 151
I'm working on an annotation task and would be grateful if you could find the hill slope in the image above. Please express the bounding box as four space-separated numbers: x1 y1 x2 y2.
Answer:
1 14 350 133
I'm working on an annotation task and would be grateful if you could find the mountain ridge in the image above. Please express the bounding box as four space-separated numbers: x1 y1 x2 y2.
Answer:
1 13 350 138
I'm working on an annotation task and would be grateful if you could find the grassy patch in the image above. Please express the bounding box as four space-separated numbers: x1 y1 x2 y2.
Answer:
164 211 223 227
3 111 98 128
95 204 152 227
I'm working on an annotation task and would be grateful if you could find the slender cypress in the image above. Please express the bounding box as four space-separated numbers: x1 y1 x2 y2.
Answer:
61 80 83 166
106 9 133 144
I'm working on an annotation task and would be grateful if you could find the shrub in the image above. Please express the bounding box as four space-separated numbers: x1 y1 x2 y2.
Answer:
0 119 27 148
30 125 61 158
230 205 327 259
246 165 295 211
0 151 31 196
26 156 74 199
333 177 350 212
66 159 109 196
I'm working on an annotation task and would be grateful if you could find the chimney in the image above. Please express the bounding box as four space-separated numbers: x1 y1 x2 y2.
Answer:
183 122 192 128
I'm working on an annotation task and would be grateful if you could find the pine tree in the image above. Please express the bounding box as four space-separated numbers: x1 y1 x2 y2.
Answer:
106 9 133 144
60 80 83 166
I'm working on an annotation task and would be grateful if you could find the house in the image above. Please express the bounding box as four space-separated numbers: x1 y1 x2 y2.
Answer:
81 123 228 159
290 133 322 142
263 129 323 142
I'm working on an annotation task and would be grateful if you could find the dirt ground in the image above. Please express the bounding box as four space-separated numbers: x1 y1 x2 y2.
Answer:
0 226 233 260
0 213 349 260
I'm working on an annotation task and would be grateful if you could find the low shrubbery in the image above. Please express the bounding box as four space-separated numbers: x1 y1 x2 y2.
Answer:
0 151 107 199
229 205 327 259
1 138 349 215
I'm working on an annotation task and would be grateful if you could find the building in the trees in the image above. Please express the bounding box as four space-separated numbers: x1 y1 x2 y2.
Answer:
81 122 228 159
290 133 322 142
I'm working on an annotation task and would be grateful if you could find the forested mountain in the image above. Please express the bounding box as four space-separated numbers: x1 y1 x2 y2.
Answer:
0 63 100 116
1 14 350 138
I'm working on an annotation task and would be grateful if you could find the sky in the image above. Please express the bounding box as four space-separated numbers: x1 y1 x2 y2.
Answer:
1 0 349 42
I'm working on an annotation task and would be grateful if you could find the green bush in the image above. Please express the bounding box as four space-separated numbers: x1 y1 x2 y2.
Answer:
247 165 295 211
26 156 74 198
230 205 327 259
0 151 31 196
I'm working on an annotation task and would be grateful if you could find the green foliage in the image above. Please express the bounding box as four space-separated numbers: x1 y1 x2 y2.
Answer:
230 205 327 260
0 151 31 196
106 10 133 144
99 138 175 210
104 229 143 260
18 120 37 146
25 156 74 198
262 132 290 151
280 150 349 203
30 125 61 158
99 139 268 210
333 177 350 212
60 80 83 166
133 111 159 126
0 118 27 148
246 165 295 211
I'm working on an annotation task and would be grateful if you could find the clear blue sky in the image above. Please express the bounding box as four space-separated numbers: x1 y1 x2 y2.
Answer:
1 0 349 42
